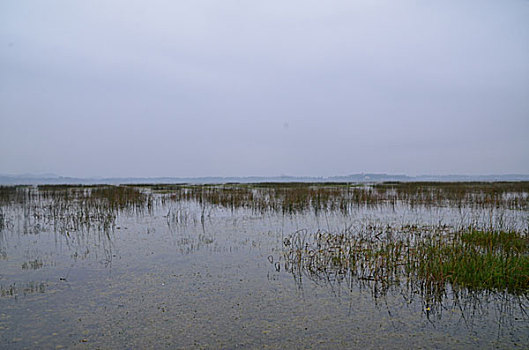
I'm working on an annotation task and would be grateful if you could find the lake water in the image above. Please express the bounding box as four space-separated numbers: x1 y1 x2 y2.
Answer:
0 185 528 349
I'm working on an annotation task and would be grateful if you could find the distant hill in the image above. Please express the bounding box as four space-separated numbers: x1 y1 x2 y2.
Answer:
1 173 528 185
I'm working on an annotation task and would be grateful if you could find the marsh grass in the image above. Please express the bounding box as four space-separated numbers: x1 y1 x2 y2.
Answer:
151 181 529 213
424 229 529 293
89 185 151 211
2 182 528 218
374 181 529 209
283 226 529 300
1 182 528 324
0 185 153 238
2 183 528 279
1 182 527 253
1 182 527 241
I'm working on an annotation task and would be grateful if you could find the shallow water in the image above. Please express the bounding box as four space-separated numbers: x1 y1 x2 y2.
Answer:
0 186 528 349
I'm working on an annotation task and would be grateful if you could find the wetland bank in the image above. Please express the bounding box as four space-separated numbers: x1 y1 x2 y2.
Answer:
0 182 528 349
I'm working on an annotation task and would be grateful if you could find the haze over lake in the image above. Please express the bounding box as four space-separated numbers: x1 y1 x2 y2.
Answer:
1 0 528 178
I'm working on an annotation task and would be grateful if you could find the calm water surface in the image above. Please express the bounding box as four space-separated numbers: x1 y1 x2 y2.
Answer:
0 186 527 349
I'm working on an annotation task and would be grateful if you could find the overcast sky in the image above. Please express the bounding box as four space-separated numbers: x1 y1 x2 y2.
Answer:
1 0 528 178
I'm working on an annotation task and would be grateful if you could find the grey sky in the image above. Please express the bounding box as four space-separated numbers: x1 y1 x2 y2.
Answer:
1 0 528 178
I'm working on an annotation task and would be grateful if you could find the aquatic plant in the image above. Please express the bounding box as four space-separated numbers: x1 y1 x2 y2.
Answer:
282 226 529 299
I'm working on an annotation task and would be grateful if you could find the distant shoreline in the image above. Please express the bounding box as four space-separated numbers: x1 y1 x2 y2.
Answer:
2 173 529 185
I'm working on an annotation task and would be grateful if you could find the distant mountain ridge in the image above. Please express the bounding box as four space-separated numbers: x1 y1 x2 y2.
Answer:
1 173 528 185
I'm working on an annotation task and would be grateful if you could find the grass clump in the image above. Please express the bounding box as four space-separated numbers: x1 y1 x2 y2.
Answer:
418 229 529 293
283 226 529 298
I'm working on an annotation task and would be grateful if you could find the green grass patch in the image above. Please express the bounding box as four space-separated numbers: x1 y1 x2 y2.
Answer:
284 227 529 296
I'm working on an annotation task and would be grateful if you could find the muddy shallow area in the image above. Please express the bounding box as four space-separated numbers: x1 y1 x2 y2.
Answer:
0 184 528 349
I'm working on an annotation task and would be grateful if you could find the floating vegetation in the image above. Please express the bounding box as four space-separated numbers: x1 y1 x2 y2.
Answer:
282 226 529 302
